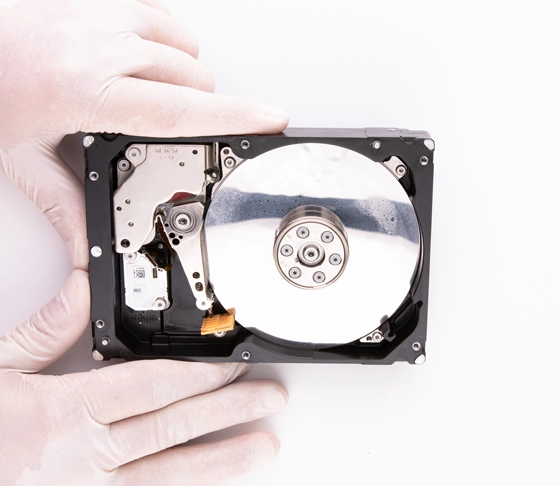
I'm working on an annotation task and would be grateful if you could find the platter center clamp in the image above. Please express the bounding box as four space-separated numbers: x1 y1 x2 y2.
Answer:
274 205 349 289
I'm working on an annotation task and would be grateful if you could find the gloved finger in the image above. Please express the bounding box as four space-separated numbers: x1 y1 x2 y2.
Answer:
2 143 88 270
88 77 289 137
73 361 250 424
0 269 90 373
106 380 288 469
134 40 214 92
136 0 171 15
134 2 199 58
114 432 280 486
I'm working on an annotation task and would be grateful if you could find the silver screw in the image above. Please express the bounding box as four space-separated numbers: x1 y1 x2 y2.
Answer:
412 342 422 351
297 226 309 238
91 246 102 258
83 135 94 148
174 212 194 232
128 221 134 227
118 159 131 171
214 331 226 338
424 139 435 151
95 319 105 329
154 298 167 310
420 156 429 165
396 165 407 176
127 147 141 160
372 331 383 343
289 267 302 279
101 336 110 346
241 140 250 149
241 350 251 360
281 244 293 256
321 231 334 243
313 271 326 283
329 253 342 265
372 140 381 150
89 171 99 181
124 252 137 262
415 354 426 365
92 350 104 361
224 157 236 169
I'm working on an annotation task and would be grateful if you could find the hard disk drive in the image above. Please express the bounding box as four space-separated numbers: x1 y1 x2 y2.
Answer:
84 128 434 364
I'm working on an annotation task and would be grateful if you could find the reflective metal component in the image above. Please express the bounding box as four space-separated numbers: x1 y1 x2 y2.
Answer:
396 165 407 176
241 140 250 149
420 156 429 165
372 140 381 150
92 350 104 361
424 139 435 151
126 147 142 162
241 350 251 360
299 243 324 267
329 253 342 265
95 319 105 329
90 246 102 258
224 157 236 169
118 158 132 171
360 330 384 343
160 203 213 310
313 271 326 283
382 157 408 180
415 354 426 365
214 331 226 338
280 244 293 256
289 267 302 279
215 147 245 192
83 135 94 148
89 172 99 181
412 342 421 351
274 206 349 290
205 143 420 344
169 207 195 233
123 252 169 311
154 298 168 310
101 337 110 346
113 144 209 253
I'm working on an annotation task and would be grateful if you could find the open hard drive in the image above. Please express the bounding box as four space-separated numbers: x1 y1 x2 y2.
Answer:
84 128 434 364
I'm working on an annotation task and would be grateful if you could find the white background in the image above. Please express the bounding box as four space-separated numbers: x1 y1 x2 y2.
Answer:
1 0 559 484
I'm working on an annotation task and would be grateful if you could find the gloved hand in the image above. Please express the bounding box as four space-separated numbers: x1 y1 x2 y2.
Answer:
0 0 289 484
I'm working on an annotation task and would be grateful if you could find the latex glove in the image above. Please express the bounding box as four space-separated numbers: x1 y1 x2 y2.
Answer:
0 0 288 273
0 0 289 484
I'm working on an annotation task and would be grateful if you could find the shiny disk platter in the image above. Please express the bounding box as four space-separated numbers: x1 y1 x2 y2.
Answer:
205 143 420 345
84 128 434 364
